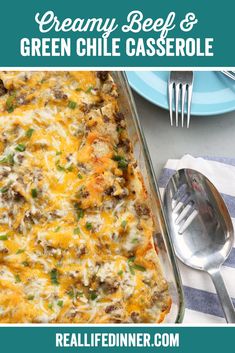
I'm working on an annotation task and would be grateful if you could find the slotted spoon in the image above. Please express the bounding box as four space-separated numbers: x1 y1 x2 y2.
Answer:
163 168 235 323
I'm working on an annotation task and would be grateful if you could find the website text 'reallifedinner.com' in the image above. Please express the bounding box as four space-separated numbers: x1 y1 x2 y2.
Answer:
56 332 180 348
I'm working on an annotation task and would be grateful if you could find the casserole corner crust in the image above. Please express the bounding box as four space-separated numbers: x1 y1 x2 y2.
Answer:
0 71 171 323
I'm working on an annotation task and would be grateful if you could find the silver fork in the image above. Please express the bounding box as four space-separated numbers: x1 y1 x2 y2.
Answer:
168 71 194 128
222 71 235 80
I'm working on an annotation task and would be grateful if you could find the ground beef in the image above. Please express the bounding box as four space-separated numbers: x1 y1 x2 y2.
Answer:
53 89 68 100
114 112 125 123
81 102 103 114
97 71 109 81
134 203 150 218
103 115 110 123
104 186 114 196
117 138 131 153
76 245 86 257
130 311 141 323
0 80 7 96
15 94 29 106
0 248 8 255
101 277 120 294
105 305 117 314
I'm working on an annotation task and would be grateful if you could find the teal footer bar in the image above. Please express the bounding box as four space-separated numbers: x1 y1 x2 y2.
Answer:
0 326 233 353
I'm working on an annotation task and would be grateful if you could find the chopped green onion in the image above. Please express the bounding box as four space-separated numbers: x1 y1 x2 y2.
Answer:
76 186 85 198
66 164 73 172
86 87 93 93
112 155 122 161
27 295 34 300
0 154 14 165
57 165 65 171
76 87 82 92
85 222 92 231
22 261 29 267
128 256 135 263
67 288 83 299
57 300 63 307
112 155 128 169
48 303 53 310
121 220 127 229
76 208 84 220
31 188 38 198
7 106 14 113
0 186 9 193
118 159 128 169
127 256 136 275
50 268 59 285
56 151 62 156
0 234 8 241
56 160 73 172
77 291 84 297
8 154 14 165
16 248 25 254
73 227 80 235
117 127 124 133
132 264 146 272
68 101 77 109
77 173 83 179
6 95 15 113
15 274 21 283
118 270 123 276
15 143 26 152
0 181 13 193
90 291 98 300
54 226 61 232
127 256 146 274
67 289 75 298
56 160 65 171
131 238 138 243
25 128 34 138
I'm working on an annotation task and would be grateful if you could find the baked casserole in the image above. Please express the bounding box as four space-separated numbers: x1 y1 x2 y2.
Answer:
0 71 170 323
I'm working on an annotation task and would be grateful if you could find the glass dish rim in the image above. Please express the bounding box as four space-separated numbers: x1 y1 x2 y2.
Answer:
115 71 185 323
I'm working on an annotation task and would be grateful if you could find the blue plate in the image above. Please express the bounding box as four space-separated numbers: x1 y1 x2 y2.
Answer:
126 71 235 116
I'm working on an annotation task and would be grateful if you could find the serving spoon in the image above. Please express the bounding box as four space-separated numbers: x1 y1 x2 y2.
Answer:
163 168 235 323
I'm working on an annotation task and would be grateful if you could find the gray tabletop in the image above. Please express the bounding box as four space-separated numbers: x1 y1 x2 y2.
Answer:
133 91 235 178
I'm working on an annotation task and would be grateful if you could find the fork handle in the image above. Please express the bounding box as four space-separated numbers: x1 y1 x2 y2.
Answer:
208 267 235 323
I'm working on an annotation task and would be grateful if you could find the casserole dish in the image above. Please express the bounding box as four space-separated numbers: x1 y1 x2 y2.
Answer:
114 72 184 323
0 71 184 323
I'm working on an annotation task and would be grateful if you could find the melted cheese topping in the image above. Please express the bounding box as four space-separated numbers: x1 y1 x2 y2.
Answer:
0 71 170 323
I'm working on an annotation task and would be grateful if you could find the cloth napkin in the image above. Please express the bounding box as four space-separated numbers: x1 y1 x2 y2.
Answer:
158 154 235 323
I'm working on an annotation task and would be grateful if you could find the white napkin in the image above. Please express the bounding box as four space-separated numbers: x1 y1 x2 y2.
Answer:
159 154 235 323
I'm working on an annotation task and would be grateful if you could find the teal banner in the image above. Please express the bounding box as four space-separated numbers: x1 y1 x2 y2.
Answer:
0 326 233 352
0 0 234 67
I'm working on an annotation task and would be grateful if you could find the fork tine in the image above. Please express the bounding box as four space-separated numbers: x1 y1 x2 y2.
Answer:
175 84 180 127
168 81 173 126
175 202 194 225
168 71 194 128
181 84 186 127
187 84 193 128
222 71 235 80
178 209 198 234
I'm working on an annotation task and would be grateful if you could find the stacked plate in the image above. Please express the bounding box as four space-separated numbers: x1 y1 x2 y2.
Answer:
127 71 235 116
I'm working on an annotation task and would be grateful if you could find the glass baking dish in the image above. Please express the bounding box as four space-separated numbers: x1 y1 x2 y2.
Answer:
113 71 184 323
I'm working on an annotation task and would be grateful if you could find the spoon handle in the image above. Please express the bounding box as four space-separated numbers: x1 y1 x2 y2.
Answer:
208 268 235 323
